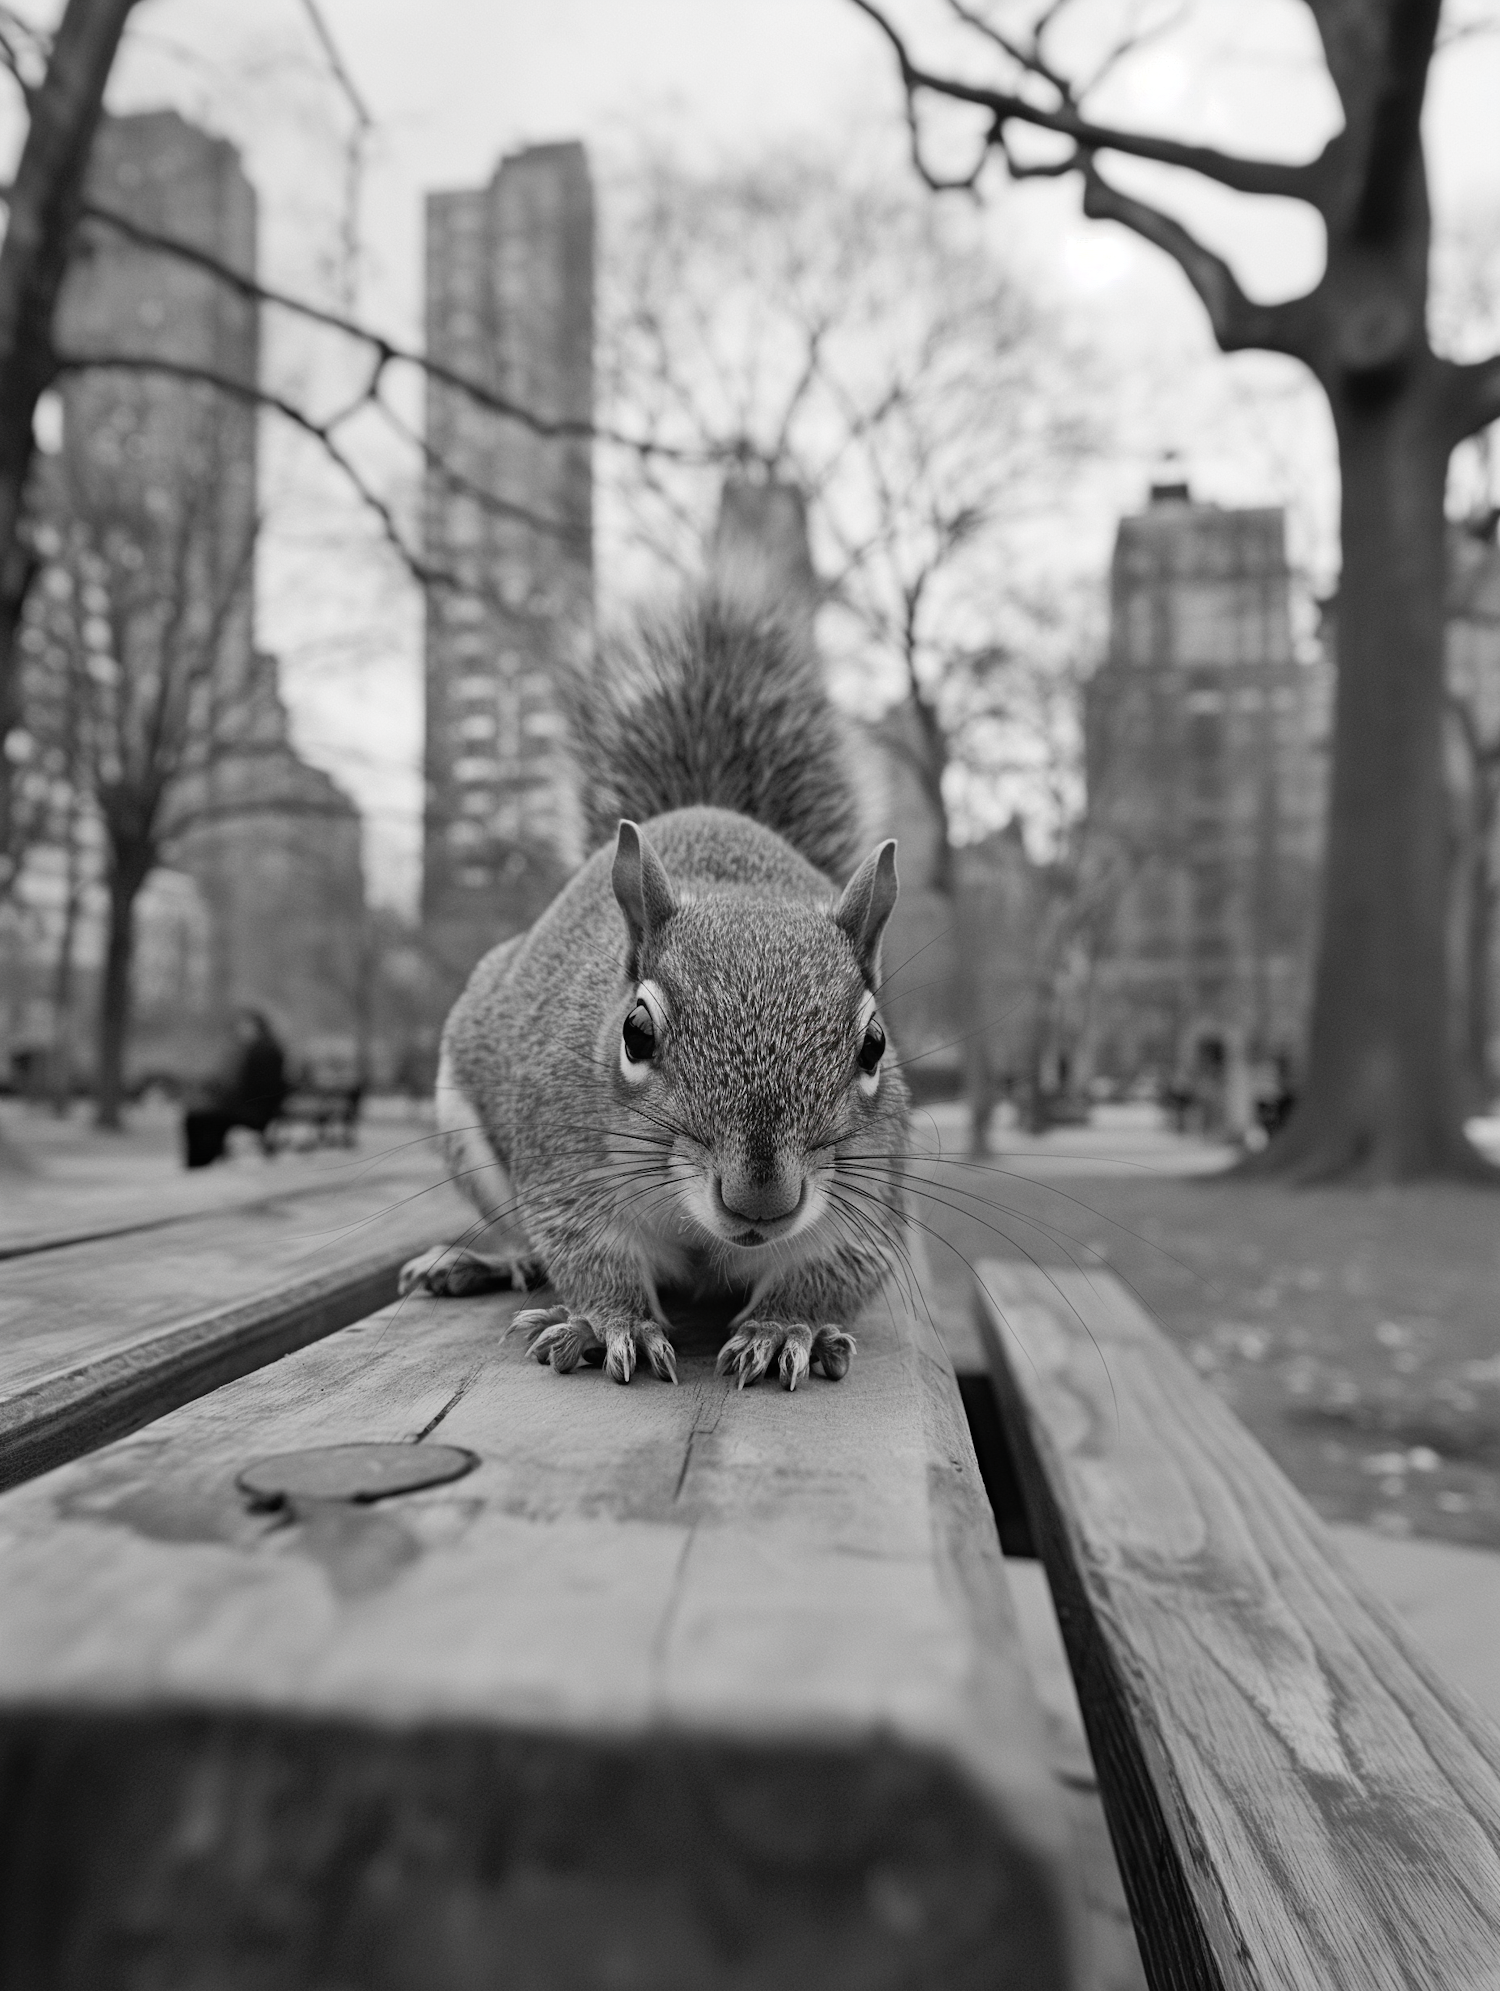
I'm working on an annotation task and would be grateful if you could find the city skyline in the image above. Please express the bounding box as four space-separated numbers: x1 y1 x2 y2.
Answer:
36 0 1490 912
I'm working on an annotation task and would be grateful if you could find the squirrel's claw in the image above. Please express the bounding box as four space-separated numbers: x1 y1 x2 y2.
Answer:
640 1324 679 1385
716 1320 855 1391
779 1327 812 1392
813 1328 856 1381
518 1308 677 1385
517 1305 596 1374
603 1319 679 1385
603 1321 636 1385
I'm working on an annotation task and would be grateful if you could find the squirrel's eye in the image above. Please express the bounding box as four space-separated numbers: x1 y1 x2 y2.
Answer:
622 1000 657 1064
857 1017 886 1075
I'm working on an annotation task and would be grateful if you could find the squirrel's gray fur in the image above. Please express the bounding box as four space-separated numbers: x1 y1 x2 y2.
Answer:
402 578 910 1392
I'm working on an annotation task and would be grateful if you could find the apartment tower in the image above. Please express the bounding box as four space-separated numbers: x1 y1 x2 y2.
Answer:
1084 482 1330 1098
421 142 594 980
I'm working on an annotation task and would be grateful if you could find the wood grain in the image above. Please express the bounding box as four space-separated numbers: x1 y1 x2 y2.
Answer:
976 1259 1500 1991
0 1232 448 1492
0 1142 440 1259
0 1279 1084 1989
0 1175 472 1393
0 1170 477 1489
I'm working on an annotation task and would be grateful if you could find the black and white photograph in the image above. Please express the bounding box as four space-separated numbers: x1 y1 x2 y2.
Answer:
1 2 1499 1984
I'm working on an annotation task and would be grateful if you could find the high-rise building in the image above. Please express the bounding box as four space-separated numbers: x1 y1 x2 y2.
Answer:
59 110 259 730
1084 483 1330 1104
15 111 368 1076
421 141 594 980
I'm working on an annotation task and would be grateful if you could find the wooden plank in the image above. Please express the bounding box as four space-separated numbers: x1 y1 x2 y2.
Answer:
0 1173 470 1396
0 1144 418 1259
0 1279 1085 1989
0 1176 476 1490
0 1234 429 1492
976 1259 1500 1991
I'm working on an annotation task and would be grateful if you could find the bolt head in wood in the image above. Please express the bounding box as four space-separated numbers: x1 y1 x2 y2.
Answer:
237 1442 478 1508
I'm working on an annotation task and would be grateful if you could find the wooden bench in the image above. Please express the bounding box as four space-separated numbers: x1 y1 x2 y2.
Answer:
0 1204 1087 1987
0 1155 475 1492
975 1258 1500 1990
267 1082 364 1151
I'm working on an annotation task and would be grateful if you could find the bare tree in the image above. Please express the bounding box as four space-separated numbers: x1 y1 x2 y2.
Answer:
1447 524 1500 1106
1434 206 1500 1108
601 148 1093 1148
26 384 264 1125
852 0 1500 1181
0 0 138 905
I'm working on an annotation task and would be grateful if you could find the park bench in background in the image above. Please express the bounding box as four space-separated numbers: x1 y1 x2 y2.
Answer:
268 1080 364 1152
976 1258 1500 1991
0 1212 1086 1988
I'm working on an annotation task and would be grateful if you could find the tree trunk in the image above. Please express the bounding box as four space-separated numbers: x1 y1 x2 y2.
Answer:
1465 769 1498 1105
48 830 83 1115
905 692 996 1155
955 887 998 1155
0 0 138 890
94 846 149 1129
1251 370 1491 1180
926 807 996 1154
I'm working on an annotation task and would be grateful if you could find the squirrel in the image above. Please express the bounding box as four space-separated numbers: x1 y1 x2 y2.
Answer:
399 578 910 1391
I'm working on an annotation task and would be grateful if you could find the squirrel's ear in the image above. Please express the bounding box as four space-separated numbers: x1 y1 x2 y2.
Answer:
612 820 677 966
832 839 899 982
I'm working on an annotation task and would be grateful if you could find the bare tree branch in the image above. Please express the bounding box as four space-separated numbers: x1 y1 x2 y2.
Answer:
52 348 439 588
78 199 704 460
1082 161 1315 360
375 395 588 549
1445 349 1500 446
848 0 1321 201
300 0 371 313
0 24 34 105
51 347 601 600
300 0 371 127
1074 0 1194 103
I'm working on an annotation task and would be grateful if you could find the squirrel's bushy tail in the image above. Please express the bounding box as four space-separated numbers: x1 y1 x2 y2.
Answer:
565 579 863 881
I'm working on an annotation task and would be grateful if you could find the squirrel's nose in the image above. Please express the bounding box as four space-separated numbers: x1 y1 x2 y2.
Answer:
717 1170 803 1225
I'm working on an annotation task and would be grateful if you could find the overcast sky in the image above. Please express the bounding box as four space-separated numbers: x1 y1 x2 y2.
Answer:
14 0 1500 905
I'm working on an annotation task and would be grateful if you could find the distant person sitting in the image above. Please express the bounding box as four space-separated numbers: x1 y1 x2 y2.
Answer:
182 1009 289 1169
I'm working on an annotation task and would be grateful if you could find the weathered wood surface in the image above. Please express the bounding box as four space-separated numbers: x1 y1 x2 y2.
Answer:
0 1176 474 1490
0 1279 1084 1989
977 1259 1500 1991
0 1141 433 1259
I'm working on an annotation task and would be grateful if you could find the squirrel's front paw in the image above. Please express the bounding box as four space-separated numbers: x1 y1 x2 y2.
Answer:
399 1246 545 1299
715 1320 856 1392
514 1306 678 1386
